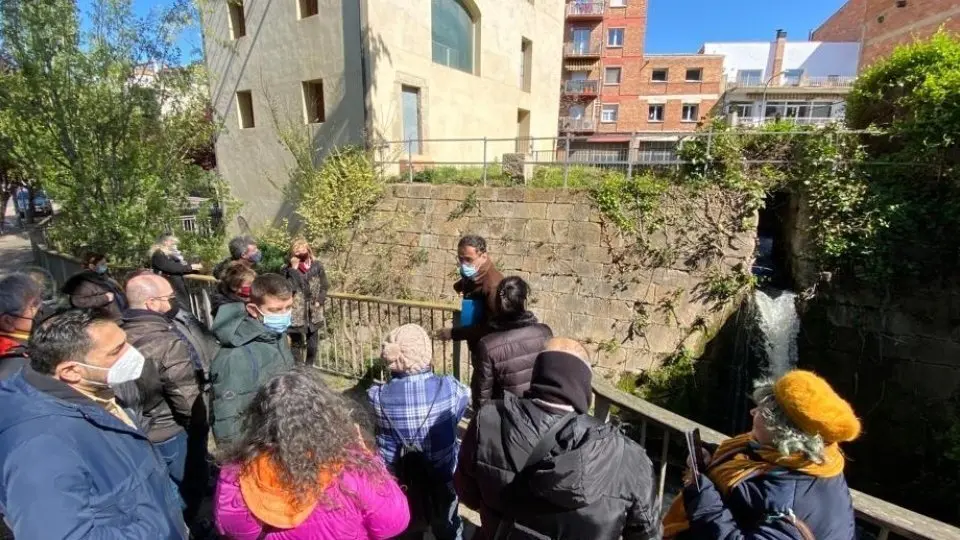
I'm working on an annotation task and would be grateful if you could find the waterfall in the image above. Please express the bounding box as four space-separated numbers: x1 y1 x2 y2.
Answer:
754 288 800 377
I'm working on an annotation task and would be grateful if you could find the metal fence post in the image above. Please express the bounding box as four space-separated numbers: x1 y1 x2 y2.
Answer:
482 137 488 186
627 131 636 179
407 139 414 183
704 126 715 175
563 135 572 188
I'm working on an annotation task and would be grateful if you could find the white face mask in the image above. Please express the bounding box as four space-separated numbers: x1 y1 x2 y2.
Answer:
80 345 146 386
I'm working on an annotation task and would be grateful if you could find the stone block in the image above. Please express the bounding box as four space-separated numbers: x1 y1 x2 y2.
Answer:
402 198 435 216
418 234 440 249
481 201 517 219
518 203 548 220
499 254 524 272
524 220 553 241
553 190 587 205
391 184 412 198
594 345 629 371
442 185 477 201
437 235 460 251
643 324 686 354
567 222 602 246
496 187 525 203
557 293 590 315
472 188 498 202
584 246 610 264
581 316 618 340
571 261 604 279
524 189 556 203
546 203 576 221
550 275 580 295
551 221 570 243
375 197 398 212
406 184 435 199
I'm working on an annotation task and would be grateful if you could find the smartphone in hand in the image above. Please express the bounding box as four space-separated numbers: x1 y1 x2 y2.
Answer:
685 428 705 491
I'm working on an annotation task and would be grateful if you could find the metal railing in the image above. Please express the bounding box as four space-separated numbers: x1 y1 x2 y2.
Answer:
563 42 602 57
563 79 600 94
728 75 856 90
26 242 960 540
565 1 605 17
737 116 842 127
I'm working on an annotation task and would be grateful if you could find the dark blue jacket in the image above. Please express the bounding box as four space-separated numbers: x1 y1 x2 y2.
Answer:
0 368 188 539
683 465 856 540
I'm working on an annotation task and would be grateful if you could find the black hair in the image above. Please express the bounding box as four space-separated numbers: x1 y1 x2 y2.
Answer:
497 276 529 317
457 234 487 253
28 309 111 374
250 273 293 304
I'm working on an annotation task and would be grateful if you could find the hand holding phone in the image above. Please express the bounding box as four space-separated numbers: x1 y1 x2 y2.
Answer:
685 428 705 491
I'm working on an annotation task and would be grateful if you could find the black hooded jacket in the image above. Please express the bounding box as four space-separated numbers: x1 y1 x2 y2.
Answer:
455 393 661 540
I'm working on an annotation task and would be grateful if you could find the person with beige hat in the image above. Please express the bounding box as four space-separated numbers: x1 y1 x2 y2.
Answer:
663 369 861 539
368 324 470 540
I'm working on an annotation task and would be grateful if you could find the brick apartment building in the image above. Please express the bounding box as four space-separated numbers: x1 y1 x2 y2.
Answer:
558 0 723 163
813 0 960 68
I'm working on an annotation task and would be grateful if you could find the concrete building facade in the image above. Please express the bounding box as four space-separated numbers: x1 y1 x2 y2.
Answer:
702 31 860 127
812 0 960 68
202 0 565 225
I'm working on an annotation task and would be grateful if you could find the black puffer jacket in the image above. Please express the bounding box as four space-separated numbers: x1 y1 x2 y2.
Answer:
455 394 661 540
472 313 552 409
121 309 203 443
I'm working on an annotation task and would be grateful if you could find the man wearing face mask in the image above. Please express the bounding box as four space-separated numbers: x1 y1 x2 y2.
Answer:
122 274 206 502
0 309 187 539
212 235 261 280
210 273 297 445
0 273 42 379
435 235 504 349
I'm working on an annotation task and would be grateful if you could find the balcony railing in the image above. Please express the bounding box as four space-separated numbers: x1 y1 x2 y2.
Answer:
563 79 600 95
565 1 605 17
729 75 856 90
563 42 602 57
737 116 843 127
558 116 597 132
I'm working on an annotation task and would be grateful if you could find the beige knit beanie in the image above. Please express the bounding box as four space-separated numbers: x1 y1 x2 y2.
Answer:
380 324 433 374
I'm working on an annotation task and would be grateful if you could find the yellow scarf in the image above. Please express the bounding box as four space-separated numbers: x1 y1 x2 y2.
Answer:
662 433 845 538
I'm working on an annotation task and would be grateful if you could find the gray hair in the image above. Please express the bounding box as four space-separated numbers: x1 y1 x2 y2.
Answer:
0 273 42 317
752 378 826 463
228 235 256 259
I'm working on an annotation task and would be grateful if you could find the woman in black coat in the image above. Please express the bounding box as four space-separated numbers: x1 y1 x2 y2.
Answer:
283 238 329 365
149 233 201 308
62 252 128 320
471 276 553 410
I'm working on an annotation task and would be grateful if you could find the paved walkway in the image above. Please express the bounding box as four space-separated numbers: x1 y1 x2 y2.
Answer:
0 207 35 272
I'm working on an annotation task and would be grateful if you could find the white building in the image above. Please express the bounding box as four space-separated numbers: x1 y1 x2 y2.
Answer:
701 30 860 126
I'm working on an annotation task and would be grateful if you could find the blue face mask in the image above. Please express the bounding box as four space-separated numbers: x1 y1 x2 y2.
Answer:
261 311 292 334
248 251 263 264
95 264 108 275
459 264 478 279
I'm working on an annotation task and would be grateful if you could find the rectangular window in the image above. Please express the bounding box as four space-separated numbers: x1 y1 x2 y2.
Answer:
610 0 626 5
685 68 703 82
601 104 619 123
648 104 664 122
301 80 325 124
228 1 246 39
604 67 622 85
783 69 803 85
607 28 624 48
811 102 833 119
732 102 753 118
516 109 531 153
236 90 254 128
401 86 422 155
299 0 319 18
520 38 533 92
651 69 668 82
682 104 699 122
736 69 762 85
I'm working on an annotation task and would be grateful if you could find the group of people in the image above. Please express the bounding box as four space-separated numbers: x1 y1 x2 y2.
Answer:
0 232 865 540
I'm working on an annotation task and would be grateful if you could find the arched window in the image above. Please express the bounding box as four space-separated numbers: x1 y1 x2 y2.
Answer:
431 0 476 74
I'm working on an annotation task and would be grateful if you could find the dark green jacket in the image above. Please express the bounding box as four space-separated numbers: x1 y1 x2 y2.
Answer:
209 302 295 445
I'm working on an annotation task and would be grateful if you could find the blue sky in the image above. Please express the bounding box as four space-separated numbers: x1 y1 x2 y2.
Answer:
645 0 847 53
77 0 848 62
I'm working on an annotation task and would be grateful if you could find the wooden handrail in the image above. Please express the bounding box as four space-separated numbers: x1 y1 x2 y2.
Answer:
590 378 960 540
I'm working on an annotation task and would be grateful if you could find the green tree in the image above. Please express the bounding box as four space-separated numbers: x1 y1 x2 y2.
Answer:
0 0 223 264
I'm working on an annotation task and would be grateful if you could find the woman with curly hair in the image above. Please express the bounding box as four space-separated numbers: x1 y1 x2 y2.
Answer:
214 369 410 539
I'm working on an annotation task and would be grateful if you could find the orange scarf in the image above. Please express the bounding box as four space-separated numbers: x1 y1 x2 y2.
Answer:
239 454 342 528
662 433 846 538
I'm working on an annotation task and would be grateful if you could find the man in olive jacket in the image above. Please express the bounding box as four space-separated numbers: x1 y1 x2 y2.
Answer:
210 274 297 446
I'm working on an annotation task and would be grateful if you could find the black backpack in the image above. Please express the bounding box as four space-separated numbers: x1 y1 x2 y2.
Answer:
379 384 443 531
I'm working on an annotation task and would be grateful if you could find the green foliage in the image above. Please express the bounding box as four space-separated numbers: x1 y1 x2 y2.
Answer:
447 190 479 220
588 172 667 233
634 348 701 416
529 165 613 188
252 220 294 274
410 165 516 186
704 265 756 304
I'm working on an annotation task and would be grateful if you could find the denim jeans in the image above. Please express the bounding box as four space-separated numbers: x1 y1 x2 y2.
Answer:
155 430 188 486
430 481 463 540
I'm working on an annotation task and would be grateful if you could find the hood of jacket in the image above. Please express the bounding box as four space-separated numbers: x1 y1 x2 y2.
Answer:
493 396 624 511
212 301 281 347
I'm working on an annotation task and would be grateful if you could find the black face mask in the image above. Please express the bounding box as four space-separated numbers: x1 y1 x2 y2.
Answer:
163 298 181 320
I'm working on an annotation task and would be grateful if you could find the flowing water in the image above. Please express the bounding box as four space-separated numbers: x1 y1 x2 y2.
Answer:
753 288 800 377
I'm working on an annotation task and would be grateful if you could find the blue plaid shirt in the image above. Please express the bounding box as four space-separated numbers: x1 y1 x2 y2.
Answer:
368 370 470 481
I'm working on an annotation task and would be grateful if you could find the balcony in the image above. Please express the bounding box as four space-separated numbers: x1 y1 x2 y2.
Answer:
727 75 856 92
736 116 843 127
566 1 605 19
558 116 597 132
563 79 600 96
563 42 602 58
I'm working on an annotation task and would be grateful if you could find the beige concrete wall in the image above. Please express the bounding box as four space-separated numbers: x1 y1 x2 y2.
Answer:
202 0 367 226
366 0 566 167
346 184 756 375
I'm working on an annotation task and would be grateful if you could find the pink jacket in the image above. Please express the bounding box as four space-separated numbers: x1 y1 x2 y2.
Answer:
214 464 410 539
